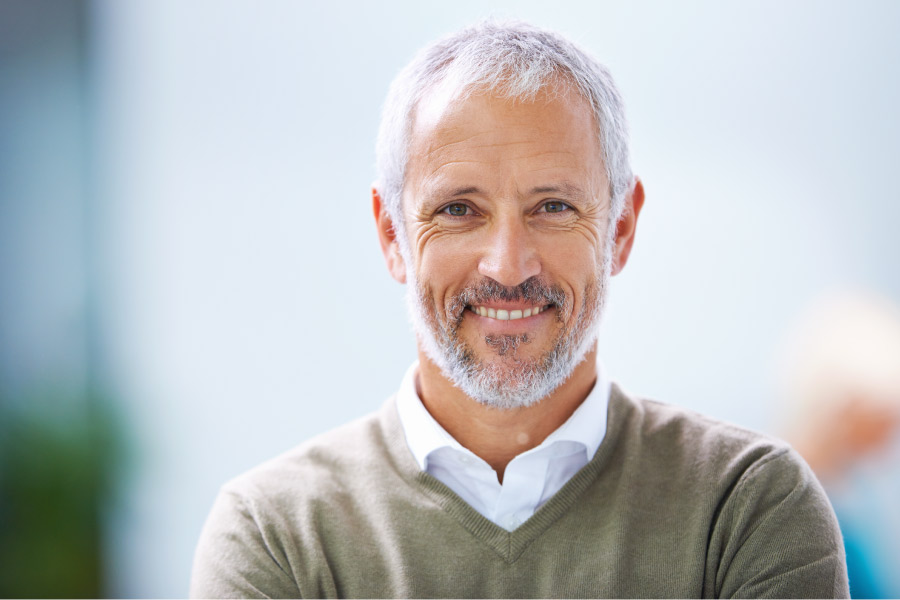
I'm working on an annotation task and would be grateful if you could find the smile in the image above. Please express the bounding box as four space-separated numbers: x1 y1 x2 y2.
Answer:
468 305 551 321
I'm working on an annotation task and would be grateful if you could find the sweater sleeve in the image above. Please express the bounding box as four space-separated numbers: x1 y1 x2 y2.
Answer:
709 447 850 599
190 487 301 599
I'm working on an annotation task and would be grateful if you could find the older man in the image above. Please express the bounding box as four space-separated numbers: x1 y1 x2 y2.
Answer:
191 21 848 598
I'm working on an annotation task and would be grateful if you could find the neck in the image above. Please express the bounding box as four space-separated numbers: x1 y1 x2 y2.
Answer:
416 346 598 483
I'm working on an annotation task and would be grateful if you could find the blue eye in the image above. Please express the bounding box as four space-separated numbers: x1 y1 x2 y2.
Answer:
542 201 570 213
443 203 469 217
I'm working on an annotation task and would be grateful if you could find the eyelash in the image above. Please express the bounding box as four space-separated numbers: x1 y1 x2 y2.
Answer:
438 200 572 218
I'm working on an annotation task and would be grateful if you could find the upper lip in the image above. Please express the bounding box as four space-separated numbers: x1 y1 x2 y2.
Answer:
467 302 550 311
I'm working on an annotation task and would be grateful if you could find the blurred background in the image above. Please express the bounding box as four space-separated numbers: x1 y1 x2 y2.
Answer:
1 0 898 597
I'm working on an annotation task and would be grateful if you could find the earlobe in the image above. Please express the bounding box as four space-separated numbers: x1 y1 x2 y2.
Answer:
611 177 645 276
372 186 408 284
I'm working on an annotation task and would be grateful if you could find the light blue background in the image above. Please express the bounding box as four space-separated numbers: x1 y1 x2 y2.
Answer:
40 0 900 595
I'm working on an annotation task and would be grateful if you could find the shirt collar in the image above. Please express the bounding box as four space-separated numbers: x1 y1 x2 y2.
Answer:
395 360 610 471
395 362 467 470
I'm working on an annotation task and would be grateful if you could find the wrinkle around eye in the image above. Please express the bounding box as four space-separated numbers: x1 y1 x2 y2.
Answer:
570 218 606 249
410 220 473 263
529 207 605 241
430 213 484 233
529 214 580 233
412 221 441 254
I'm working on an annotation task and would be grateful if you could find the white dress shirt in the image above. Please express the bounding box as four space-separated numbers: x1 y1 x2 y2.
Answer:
396 361 610 531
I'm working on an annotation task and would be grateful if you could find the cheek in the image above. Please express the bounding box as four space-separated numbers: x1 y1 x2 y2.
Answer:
416 234 481 280
543 236 604 280
542 244 605 316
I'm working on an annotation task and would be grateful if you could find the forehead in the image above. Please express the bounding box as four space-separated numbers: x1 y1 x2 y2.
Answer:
405 85 607 201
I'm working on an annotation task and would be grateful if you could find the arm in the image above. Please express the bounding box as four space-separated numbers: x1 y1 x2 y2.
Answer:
190 488 301 599
709 448 849 599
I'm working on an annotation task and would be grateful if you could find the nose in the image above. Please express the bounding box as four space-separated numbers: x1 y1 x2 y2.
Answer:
477 216 541 287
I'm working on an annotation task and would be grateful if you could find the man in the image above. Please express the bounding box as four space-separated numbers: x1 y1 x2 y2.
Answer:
191 21 848 598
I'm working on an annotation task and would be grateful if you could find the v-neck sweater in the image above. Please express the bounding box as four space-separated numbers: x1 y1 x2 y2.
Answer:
190 384 849 598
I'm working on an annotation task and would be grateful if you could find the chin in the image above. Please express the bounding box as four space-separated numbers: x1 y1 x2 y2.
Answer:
417 319 598 410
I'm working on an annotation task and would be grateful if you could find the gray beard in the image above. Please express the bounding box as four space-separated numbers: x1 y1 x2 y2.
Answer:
406 269 609 410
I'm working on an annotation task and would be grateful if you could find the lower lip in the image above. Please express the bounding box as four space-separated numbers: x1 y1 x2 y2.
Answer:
466 305 555 332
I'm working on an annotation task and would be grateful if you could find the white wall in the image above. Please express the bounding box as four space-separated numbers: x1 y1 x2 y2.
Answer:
91 1 900 595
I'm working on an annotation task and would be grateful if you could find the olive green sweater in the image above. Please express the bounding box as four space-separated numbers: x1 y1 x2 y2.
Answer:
190 385 849 598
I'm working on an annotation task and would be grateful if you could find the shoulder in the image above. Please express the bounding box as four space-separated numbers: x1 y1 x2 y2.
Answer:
190 400 407 598
608 385 848 598
222 403 395 509
607 385 835 545
611 384 797 484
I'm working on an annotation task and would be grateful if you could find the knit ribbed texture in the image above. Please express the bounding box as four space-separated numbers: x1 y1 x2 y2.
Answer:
190 385 849 598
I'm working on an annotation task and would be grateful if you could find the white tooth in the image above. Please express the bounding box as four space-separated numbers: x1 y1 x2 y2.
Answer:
510 310 522 320
496 309 509 320
523 308 532 318
488 308 496 318
479 306 487 317
535 306 543 314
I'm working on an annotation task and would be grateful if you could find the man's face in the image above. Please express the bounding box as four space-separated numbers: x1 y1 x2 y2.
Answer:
398 86 617 409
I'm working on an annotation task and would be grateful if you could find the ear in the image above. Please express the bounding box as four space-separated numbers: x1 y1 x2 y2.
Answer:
372 185 407 284
611 177 645 276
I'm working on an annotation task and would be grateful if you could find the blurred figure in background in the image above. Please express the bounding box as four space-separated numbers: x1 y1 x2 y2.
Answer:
777 290 900 599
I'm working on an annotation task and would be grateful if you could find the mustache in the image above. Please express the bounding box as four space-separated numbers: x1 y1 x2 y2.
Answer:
448 277 569 319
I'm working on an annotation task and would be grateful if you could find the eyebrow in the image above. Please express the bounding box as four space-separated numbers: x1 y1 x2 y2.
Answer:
444 186 481 197
529 182 587 198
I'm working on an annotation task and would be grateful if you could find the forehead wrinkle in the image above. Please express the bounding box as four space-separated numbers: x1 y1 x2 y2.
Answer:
419 132 482 158
506 150 581 162
419 116 567 148
527 165 588 175
424 147 585 179
422 161 489 186
422 136 551 161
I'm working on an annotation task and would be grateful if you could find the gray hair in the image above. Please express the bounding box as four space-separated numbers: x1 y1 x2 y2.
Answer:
375 20 633 232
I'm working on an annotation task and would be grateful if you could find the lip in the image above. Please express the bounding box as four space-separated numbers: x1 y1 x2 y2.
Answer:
470 301 548 311
465 303 555 333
